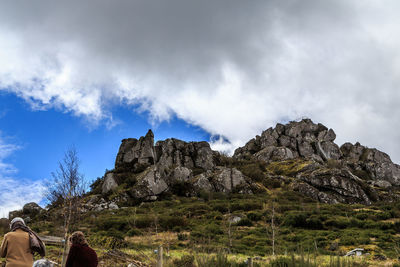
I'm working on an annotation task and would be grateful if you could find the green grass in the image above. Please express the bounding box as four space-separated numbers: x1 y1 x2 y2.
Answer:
28 191 400 261
12 157 400 266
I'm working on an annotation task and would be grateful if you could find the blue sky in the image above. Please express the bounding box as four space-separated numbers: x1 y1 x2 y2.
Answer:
1 0 400 217
0 91 210 217
0 91 210 182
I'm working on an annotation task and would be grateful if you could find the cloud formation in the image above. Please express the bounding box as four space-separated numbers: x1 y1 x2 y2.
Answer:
0 136 45 218
1 1 400 161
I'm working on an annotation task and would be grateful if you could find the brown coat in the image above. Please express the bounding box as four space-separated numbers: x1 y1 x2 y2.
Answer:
0 229 33 267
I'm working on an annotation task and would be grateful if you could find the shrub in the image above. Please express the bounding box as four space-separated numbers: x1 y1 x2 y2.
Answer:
173 255 195 267
247 212 263 221
185 203 211 216
284 212 308 228
263 177 282 189
135 217 153 228
205 223 224 235
95 216 128 232
212 203 228 213
88 234 126 249
305 215 324 230
236 218 253 227
159 215 187 230
89 177 103 194
231 201 263 212
324 217 349 229
177 233 189 241
238 163 266 182
106 228 125 240
375 211 392 220
171 181 193 196
355 212 369 220
126 228 142 236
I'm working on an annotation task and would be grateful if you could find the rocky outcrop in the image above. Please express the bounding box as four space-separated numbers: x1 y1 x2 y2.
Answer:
293 168 372 205
234 118 400 204
22 202 43 216
155 139 215 172
8 202 44 221
82 195 120 212
104 130 237 199
99 119 400 205
127 165 252 200
234 119 341 163
115 130 215 173
341 142 400 186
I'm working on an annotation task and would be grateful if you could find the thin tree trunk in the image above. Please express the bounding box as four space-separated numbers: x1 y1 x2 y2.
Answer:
61 198 72 267
272 202 275 257
228 207 232 252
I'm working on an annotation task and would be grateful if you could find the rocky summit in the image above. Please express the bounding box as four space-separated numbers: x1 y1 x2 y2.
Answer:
234 119 400 204
94 119 400 208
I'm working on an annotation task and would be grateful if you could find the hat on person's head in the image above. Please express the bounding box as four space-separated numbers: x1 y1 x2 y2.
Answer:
10 217 25 229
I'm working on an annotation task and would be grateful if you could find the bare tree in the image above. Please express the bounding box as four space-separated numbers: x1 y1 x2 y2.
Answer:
264 200 281 257
226 205 234 253
46 147 86 267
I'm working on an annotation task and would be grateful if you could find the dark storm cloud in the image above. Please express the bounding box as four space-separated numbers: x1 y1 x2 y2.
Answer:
1 0 400 161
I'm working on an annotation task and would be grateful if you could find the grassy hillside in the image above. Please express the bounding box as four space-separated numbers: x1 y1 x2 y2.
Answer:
7 189 399 266
3 157 400 266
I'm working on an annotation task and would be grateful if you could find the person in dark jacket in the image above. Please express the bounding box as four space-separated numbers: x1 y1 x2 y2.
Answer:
65 231 98 267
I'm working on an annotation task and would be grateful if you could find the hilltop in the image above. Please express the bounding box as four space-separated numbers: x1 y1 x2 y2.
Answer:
87 118 400 209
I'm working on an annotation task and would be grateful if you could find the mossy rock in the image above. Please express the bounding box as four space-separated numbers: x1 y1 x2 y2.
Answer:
266 159 316 177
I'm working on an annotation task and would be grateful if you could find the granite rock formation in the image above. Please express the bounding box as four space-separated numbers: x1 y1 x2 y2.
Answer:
99 119 400 205
234 119 341 163
234 119 400 204
102 130 252 200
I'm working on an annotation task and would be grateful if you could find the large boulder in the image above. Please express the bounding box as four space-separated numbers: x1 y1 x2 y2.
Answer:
167 166 193 184
22 202 43 216
212 167 252 194
192 171 214 192
102 172 118 194
341 142 400 186
130 166 168 200
155 139 215 172
234 119 341 162
294 168 372 205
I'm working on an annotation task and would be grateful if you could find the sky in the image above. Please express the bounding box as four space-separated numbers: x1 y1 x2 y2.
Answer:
1 0 400 217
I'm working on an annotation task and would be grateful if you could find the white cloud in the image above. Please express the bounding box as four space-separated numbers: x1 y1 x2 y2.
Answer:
0 137 20 174
0 178 45 219
1 1 400 162
0 136 45 218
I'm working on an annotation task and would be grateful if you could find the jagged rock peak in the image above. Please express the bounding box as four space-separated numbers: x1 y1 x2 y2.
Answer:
115 130 216 171
115 129 156 169
234 119 340 163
